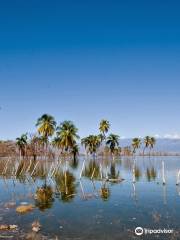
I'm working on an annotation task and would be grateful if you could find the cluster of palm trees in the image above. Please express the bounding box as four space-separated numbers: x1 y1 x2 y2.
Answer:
81 120 120 159
15 114 156 160
132 136 156 155
35 115 80 159
16 133 28 158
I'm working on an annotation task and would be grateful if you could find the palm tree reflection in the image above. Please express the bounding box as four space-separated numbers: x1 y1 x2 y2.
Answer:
108 162 120 181
100 183 111 201
134 167 141 182
146 167 157 181
35 185 54 211
83 160 100 180
69 157 79 169
55 171 76 202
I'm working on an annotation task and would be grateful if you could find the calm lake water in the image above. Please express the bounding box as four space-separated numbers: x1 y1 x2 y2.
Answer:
0 156 180 239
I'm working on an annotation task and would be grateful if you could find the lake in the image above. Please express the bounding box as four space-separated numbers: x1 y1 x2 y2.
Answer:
0 156 180 239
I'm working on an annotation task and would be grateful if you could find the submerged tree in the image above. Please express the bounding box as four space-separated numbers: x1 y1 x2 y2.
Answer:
55 120 79 152
143 136 151 156
108 162 120 180
36 114 56 148
149 137 156 154
71 143 79 162
81 135 101 158
28 134 44 160
132 138 141 155
106 134 120 160
16 133 28 159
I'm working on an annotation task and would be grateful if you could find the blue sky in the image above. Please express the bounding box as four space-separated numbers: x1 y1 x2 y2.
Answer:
0 0 180 140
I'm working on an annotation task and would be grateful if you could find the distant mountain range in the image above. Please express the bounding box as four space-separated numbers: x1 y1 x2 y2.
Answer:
79 138 180 154
120 138 180 153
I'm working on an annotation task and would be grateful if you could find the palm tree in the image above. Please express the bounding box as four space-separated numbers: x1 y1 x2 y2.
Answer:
108 162 120 180
149 137 156 155
81 135 101 158
29 134 45 161
99 119 110 139
143 136 151 156
56 121 79 152
71 144 79 162
98 133 105 144
36 114 56 147
16 133 28 159
87 135 101 156
106 134 120 160
132 138 141 155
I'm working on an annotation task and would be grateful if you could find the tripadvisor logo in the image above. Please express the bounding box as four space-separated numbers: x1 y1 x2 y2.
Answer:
135 227 143 236
135 227 174 236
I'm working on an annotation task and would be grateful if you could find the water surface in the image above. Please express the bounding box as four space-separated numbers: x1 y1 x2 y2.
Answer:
0 156 180 239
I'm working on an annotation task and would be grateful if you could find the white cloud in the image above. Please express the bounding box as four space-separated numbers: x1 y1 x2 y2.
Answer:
163 133 180 139
153 133 180 139
121 136 126 139
154 134 161 138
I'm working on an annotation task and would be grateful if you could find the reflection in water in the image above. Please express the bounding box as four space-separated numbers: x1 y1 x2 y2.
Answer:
108 162 120 180
83 160 100 179
55 170 77 202
134 167 141 181
0 157 180 239
146 167 157 181
176 184 180 196
162 184 167 205
132 183 138 203
35 185 54 211
132 159 142 183
69 157 79 169
100 183 111 201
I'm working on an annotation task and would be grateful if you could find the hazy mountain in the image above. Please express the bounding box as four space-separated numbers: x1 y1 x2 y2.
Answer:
120 138 180 153
80 138 180 154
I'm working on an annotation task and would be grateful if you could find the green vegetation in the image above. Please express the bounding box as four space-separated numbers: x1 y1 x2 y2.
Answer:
2 114 157 159
106 134 120 160
16 133 28 159
132 138 141 154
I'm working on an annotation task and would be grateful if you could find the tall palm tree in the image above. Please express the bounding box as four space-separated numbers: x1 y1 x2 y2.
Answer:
98 133 105 144
143 136 151 156
81 135 101 158
36 114 56 146
132 138 141 155
106 134 120 160
16 133 28 159
56 121 79 152
71 143 79 162
149 137 156 155
99 119 110 139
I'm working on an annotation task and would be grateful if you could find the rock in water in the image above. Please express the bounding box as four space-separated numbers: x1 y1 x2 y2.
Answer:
0 224 18 230
16 204 34 214
0 224 9 230
32 220 41 233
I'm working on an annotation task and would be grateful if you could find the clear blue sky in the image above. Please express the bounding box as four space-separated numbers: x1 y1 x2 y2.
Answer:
0 0 180 140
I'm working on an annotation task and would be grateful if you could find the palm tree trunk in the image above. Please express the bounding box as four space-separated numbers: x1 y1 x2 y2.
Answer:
112 152 114 161
143 147 146 156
